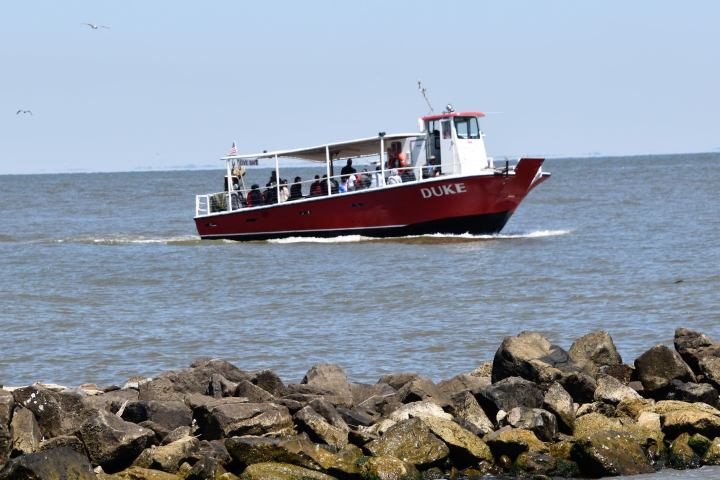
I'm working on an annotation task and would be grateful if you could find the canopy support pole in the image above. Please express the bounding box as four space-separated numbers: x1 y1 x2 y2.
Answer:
275 154 280 202
226 159 233 211
325 146 331 195
379 135 386 187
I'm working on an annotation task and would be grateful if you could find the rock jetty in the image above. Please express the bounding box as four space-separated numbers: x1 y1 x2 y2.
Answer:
3 328 720 479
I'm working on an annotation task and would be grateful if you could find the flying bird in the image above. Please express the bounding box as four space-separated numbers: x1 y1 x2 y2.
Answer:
16 110 32 115
82 23 110 30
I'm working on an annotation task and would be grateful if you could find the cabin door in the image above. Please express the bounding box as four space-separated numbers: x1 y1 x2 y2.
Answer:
439 119 455 175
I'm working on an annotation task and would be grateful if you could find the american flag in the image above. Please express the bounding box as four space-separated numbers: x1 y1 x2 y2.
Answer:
228 141 237 156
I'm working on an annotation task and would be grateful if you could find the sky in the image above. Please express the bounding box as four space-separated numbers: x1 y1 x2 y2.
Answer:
1 0 718 174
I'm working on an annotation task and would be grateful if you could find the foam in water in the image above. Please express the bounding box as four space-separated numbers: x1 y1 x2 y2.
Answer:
268 229 571 244
56 235 201 245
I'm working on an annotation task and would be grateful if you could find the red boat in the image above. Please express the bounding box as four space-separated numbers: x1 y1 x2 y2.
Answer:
194 110 550 241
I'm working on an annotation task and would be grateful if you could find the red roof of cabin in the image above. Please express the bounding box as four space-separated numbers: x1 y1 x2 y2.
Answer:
421 111 485 121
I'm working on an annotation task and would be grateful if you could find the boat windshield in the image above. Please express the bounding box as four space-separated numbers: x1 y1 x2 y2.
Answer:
454 116 481 139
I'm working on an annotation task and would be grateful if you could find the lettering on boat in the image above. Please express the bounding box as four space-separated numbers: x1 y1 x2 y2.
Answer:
420 183 467 199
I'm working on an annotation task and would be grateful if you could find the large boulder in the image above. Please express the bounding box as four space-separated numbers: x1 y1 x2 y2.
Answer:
594 374 642 404
10 407 41 456
674 328 720 374
78 409 155 472
570 430 655 476
132 436 201 473
436 374 489 399
655 400 720 438
669 380 719 406
250 370 287 397
366 418 449 467
0 446 95 480
634 344 696 396
294 406 348 450
484 427 548 457
121 400 192 432
542 382 575 433
491 332 576 384
97 466 182 479
419 416 494 466
361 455 418 480
504 407 557 442
241 462 337 480
0 391 13 467
235 380 276 403
301 364 353 408
475 377 543 419
12 385 94 438
698 356 720 390
396 376 451 408
668 432 702 469
194 399 294 440
449 391 494 436
140 359 251 401
225 435 341 472
569 331 623 377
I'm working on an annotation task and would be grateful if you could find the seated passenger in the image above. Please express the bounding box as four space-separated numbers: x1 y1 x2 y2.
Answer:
387 169 402 185
346 173 357 192
360 169 371 189
320 175 329 195
278 179 290 203
330 177 339 194
309 175 323 197
247 184 264 207
289 176 303 200
401 168 416 183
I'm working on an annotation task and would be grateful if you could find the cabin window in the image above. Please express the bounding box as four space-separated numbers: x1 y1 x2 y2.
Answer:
454 116 481 139
441 120 451 139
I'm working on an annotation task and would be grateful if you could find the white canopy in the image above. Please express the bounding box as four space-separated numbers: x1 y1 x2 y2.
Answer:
221 133 421 163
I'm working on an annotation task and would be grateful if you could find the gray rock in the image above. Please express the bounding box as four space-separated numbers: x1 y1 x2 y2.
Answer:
366 417 449 467
558 371 598 404
161 426 192 445
594 374 642 404
571 430 655 476
505 407 557 441
78 409 155 473
225 435 325 470
11 384 94 438
491 331 576 384
121 400 192 432
235 379 277 403
698 356 720 390
308 398 349 431
377 373 420 390
141 359 251 400
396 376 451 408
597 363 634 385
670 380 719 406
449 391 494 436
10 406 41 456
0 446 95 480
138 377 183 402
476 376 544 419
194 399 294 440
349 382 396 413
185 455 225 480
301 364 354 407
569 331 623 376
635 344 696 395
208 373 238 398
38 434 87 457
543 382 575 433
436 374 489 398
132 435 201 473
0 391 13 467
294 406 348 449
674 328 720 374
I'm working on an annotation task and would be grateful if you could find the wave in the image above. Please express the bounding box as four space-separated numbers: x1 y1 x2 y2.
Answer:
267 229 571 244
55 235 202 245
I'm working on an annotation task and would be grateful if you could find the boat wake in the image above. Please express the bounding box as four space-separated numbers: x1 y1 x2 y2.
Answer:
267 229 571 244
54 235 203 245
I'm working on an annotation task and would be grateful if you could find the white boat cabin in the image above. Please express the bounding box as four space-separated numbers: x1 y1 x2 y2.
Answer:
196 110 497 216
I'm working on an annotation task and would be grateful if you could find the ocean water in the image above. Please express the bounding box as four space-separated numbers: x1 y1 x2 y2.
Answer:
2 153 720 477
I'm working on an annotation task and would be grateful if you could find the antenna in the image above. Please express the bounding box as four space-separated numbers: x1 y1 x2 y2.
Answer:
417 80 434 114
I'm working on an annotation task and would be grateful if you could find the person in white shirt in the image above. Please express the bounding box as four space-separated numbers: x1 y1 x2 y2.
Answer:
387 169 402 185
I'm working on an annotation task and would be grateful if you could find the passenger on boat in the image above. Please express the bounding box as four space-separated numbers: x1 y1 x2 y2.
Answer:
309 175 323 197
247 184 264 207
387 169 402 185
289 176 303 200
264 174 278 204
346 173 357 192
279 179 290 203
340 158 356 182
371 165 381 188
360 169 371 189
320 175 329 196
330 177 339 194
400 157 416 182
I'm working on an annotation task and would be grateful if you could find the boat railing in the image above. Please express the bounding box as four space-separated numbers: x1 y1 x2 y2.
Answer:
195 160 467 217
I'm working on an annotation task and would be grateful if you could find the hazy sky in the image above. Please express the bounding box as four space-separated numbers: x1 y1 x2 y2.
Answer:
2 1 718 174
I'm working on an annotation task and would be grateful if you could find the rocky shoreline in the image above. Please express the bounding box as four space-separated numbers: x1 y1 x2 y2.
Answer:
3 328 720 479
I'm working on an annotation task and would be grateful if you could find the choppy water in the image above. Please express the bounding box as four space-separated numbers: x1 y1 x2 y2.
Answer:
1 154 718 390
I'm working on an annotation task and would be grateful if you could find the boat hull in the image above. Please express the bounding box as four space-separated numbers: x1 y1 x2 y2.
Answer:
195 158 547 241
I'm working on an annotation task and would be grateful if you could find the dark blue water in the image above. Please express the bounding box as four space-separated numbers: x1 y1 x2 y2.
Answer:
1 154 718 389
